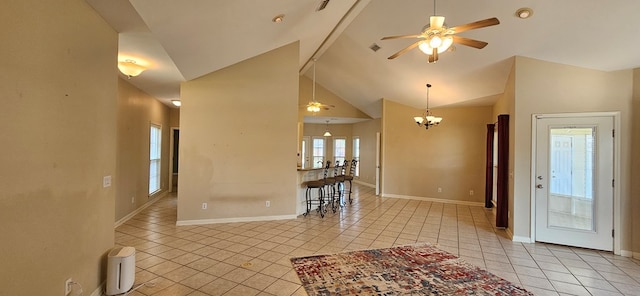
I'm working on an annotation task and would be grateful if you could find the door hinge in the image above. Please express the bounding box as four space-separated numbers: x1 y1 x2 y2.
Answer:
612 229 615 238
612 129 615 137
612 179 615 187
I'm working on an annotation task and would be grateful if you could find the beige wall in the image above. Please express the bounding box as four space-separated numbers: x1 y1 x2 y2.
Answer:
352 118 381 186
381 100 492 203
511 57 633 251
0 0 117 294
116 78 171 221
170 107 181 127
178 42 299 223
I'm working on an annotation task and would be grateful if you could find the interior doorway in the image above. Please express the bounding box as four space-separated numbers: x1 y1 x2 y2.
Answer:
170 128 180 193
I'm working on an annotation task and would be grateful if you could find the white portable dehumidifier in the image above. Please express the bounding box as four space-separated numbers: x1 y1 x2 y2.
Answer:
106 246 136 295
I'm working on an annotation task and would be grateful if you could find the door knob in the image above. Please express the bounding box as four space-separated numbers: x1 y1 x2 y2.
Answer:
536 184 544 189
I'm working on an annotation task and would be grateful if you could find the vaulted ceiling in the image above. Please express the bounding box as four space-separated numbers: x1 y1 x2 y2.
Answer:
87 0 640 119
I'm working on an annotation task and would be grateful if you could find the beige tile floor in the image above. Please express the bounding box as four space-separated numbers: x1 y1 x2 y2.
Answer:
115 184 640 296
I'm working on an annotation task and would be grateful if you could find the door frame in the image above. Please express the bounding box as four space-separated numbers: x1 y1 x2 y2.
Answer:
375 132 381 195
530 112 621 254
169 127 180 193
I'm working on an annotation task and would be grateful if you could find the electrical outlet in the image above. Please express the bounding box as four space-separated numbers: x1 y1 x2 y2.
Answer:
103 175 112 188
65 278 73 295
469 190 474 196
437 187 442 193
202 203 207 210
265 201 270 207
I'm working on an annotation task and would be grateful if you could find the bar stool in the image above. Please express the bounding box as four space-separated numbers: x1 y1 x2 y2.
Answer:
322 160 338 213
344 159 358 204
334 159 348 207
303 163 327 217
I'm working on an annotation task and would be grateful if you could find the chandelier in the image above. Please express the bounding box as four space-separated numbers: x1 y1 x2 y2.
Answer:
413 83 443 129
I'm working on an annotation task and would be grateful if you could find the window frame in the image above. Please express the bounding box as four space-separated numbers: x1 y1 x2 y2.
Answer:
311 137 326 169
149 123 162 195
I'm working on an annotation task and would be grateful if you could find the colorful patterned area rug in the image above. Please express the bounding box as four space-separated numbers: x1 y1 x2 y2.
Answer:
290 243 533 295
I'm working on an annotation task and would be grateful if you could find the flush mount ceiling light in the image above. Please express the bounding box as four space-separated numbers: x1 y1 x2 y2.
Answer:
171 100 181 107
516 8 533 19
381 0 499 63
272 14 285 23
118 59 146 79
413 83 442 129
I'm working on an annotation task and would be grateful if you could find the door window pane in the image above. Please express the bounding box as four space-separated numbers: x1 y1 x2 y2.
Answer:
312 138 325 168
548 127 595 231
334 138 346 164
353 137 360 176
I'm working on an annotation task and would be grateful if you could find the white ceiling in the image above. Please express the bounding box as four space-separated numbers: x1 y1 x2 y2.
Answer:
87 0 640 118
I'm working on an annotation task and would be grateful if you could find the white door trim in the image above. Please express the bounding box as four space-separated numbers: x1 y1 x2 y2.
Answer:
530 112 620 254
375 132 381 195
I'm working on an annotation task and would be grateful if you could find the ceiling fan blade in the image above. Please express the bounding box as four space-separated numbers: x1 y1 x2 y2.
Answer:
381 34 422 40
452 36 488 49
450 17 500 34
387 40 421 59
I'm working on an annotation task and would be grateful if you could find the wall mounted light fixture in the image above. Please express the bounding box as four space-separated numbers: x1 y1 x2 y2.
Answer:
118 59 146 79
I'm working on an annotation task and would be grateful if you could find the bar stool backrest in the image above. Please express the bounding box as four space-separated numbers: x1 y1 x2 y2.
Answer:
323 160 331 180
349 159 358 177
340 159 349 176
333 160 341 177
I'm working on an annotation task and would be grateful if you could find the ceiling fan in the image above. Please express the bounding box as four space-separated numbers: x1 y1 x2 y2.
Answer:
381 0 499 63
303 59 335 113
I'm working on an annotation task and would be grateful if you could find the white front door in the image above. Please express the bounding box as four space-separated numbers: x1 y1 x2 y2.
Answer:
534 115 614 251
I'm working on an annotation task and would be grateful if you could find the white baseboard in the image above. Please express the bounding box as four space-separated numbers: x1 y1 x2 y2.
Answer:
382 193 484 207
353 180 375 188
115 191 167 228
620 250 640 259
512 235 533 243
176 214 297 226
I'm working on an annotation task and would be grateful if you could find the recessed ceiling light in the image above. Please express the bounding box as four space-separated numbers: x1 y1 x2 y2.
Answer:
171 100 181 107
516 8 533 19
272 14 285 23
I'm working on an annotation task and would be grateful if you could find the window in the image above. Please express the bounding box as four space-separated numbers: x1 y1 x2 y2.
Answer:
149 124 162 195
312 137 325 168
353 137 360 176
333 137 346 164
